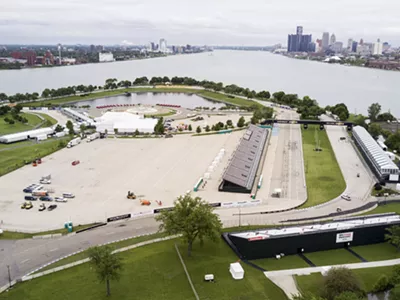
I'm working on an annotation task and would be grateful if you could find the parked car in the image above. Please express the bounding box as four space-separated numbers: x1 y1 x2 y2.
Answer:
47 204 57 211
62 193 75 198
23 184 40 193
21 201 33 210
55 197 67 203
40 196 53 201
24 195 37 201
39 203 46 211
72 160 80 166
39 178 51 184
341 194 351 201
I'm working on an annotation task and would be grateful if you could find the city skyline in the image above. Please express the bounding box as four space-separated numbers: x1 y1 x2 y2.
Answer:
1 0 400 46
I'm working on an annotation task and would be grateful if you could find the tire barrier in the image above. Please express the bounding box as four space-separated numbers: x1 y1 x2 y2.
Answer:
75 223 107 233
157 104 181 108
107 213 131 222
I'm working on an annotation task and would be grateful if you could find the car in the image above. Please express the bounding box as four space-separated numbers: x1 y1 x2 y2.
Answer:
23 184 40 193
55 197 67 203
24 195 37 201
72 160 80 166
341 194 351 201
21 201 33 210
47 204 57 211
38 203 46 211
39 179 51 184
40 196 53 201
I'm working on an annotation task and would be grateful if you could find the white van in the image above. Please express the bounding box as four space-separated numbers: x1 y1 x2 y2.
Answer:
62 193 75 198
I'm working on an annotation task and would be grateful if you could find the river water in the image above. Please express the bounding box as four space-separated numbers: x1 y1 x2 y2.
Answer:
1 51 399 115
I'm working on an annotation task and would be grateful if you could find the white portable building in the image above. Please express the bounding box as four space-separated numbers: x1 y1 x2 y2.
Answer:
0 127 54 144
95 112 157 134
36 134 48 141
229 262 244 280
55 132 66 138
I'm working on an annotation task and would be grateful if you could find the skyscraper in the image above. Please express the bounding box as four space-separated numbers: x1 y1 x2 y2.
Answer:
322 32 330 50
330 34 336 45
347 39 353 50
159 39 167 53
373 38 383 55
351 41 358 53
287 26 312 52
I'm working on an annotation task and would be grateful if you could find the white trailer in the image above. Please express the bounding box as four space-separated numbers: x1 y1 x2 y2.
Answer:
87 132 100 142
55 132 66 138
36 134 48 141
67 137 81 148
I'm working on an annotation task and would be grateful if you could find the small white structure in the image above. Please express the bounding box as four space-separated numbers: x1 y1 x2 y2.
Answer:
99 52 114 62
204 274 214 282
387 152 396 161
229 262 244 280
95 112 157 134
0 127 54 144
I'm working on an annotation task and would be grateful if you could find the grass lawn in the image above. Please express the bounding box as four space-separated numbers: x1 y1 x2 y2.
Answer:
0 137 70 177
0 112 42 135
305 249 361 266
252 255 309 271
363 202 400 215
296 266 397 295
352 243 400 261
300 125 346 208
34 112 57 128
24 87 262 109
3 239 287 300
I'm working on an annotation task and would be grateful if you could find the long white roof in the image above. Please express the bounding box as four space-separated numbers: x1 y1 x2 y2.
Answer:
63 108 94 124
0 127 54 139
231 214 400 240
353 126 398 171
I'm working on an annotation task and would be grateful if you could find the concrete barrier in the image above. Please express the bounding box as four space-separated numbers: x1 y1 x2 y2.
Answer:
32 233 62 239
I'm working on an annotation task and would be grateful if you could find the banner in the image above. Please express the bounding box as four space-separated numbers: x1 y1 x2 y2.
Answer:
107 213 131 222
153 207 174 214
209 203 221 208
131 210 154 219
336 232 353 243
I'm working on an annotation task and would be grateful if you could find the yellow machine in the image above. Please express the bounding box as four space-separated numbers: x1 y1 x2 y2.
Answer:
127 191 137 199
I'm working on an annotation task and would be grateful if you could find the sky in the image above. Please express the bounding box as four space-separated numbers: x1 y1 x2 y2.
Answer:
1 0 400 46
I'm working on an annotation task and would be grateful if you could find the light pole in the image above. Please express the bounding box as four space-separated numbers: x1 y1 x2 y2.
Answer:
7 265 11 288
238 207 242 227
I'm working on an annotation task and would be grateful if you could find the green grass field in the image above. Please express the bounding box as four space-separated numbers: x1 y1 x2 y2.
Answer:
0 137 70 177
362 202 400 216
0 112 43 135
23 87 261 108
352 242 400 261
305 249 361 266
252 255 309 270
3 239 287 300
300 126 346 208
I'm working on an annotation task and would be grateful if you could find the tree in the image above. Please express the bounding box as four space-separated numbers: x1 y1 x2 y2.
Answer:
272 91 285 102
323 267 362 300
114 128 118 134
390 265 400 286
88 246 123 297
334 292 362 300
188 124 192 131
377 112 396 122
205 125 210 132
154 117 165 134
368 123 382 139
237 116 245 128
0 93 8 101
41 89 51 98
226 120 233 127
352 114 368 128
390 285 400 300
55 124 64 132
372 274 390 293
250 116 258 124
155 194 222 256
80 124 87 135
196 126 201 133
385 225 400 251
368 103 382 121
134 129 140 136
66 120 74 135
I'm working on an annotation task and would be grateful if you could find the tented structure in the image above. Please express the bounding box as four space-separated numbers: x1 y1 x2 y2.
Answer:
353 126 399 181
0 127 54 144
219 125 268 193
95 112 157 134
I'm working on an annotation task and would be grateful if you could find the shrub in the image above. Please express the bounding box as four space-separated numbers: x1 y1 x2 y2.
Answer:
188 124 192 131
375 183 382 191
372 274 390 293
323 267 362 300
390 265 400 286
334 292 362 300
391 284 400 300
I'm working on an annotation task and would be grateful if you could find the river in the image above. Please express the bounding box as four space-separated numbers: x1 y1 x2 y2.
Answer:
1 51 399 115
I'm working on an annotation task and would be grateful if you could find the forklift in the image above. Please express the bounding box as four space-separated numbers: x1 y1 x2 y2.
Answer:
127 191 137 199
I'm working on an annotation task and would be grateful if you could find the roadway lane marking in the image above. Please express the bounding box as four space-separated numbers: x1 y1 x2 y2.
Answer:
21 259 30 264
49 248 58 252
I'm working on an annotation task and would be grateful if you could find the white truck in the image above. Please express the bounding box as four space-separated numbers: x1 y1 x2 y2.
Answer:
87 132 100 142
67 137 81 148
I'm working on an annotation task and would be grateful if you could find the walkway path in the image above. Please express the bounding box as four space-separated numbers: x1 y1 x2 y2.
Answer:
265 257 400 299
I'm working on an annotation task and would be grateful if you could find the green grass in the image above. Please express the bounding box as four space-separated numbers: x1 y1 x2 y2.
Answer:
23 87 262 109
305 249 362 266
352 243 400 261
300 126 346 208
0 137 71 177
144 109 176 118
3 239 287 300
0 223 100 240
252 255 309 270
0 112 43 135
34 112 57 128
296 266 397 295
362 202 400 216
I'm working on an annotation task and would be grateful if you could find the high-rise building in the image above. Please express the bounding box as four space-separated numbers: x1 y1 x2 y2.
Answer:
90 45 96 53
57 43 62 65
322 32 330 50
351 41 358 53
159 39 167 53
359 38 364 45
287 26 312 52
347 39 353 50
382 42 390 52
330 34 336 45
373 38 383 55
150 42 156 51
332 42 343 53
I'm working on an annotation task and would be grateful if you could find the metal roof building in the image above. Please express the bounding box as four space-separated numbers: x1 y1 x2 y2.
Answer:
0 127 54 144
61 108 95 126
219 125 268 193
352 126 399 181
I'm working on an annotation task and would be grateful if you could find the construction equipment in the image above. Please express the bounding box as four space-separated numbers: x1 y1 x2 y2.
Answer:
140 200 151 206
127 191 137 199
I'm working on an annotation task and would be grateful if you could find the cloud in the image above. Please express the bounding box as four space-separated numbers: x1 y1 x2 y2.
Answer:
0 0 399 45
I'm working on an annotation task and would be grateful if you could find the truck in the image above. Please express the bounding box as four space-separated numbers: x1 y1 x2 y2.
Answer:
67 137 81 148
55 132 66 138
87 132 100 142
32 190 48 197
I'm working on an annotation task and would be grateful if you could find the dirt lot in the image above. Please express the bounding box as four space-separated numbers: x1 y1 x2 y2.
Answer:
0 132 245 231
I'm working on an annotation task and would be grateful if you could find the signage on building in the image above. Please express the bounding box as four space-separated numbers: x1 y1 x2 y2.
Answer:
336 232 354 243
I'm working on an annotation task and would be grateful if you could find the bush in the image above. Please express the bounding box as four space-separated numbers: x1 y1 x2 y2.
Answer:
374 183 382 191
390 265 400 286
58 141 67 149
334 292 362 300
372 274 390 293
188 124 192 131
323 267 362 300
391 284 400 300
205 125 210 132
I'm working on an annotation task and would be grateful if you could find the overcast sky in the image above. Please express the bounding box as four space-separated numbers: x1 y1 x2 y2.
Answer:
1 0 399 46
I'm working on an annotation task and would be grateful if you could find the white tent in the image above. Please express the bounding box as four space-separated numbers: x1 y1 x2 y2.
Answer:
229 262 244 280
